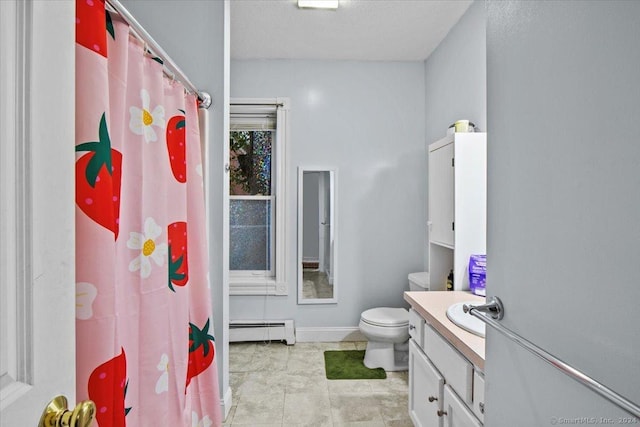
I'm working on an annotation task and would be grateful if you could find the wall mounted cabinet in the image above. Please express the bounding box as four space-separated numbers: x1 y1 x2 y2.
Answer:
428 133 486 291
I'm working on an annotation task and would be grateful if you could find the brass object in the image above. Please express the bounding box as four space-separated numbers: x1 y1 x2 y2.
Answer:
39 395 96 427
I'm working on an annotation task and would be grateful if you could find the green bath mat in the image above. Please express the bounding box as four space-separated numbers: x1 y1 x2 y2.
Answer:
323 350 387 380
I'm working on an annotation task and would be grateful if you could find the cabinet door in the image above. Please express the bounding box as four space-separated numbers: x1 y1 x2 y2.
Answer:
428 142 454 247
472 371 485 423
442 385 482 427
409 340 444 427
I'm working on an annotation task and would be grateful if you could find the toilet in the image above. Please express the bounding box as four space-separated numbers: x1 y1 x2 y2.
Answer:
359 272 430 371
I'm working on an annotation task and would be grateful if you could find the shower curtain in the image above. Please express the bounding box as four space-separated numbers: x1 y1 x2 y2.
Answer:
75 1 221 425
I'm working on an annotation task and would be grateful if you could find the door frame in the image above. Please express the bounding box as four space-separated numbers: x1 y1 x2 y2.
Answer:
317 173 326 273
0 0 76 424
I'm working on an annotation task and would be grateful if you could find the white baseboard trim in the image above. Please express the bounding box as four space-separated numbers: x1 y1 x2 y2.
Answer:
295 326 365 342
220 386 233 422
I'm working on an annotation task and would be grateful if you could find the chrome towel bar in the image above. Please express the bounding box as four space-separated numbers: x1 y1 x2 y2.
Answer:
464 297 640 418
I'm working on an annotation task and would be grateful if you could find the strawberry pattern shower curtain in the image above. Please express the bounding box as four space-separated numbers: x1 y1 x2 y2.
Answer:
75 1 221 425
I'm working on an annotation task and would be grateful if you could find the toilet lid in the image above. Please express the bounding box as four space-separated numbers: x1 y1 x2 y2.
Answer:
361 307 409 327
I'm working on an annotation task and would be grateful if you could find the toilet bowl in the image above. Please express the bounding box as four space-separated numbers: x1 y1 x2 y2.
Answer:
359 307 410 371
359 272 430 371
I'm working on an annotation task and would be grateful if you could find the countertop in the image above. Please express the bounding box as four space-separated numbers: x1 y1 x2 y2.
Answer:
404 291 486 370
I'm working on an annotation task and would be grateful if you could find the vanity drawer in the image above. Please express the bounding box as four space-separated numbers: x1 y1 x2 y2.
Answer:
408 308 425 349
423 324 473 403
472 370 485 423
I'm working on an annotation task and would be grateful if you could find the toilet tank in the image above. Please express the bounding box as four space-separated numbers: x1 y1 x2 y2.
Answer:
408 272 430 291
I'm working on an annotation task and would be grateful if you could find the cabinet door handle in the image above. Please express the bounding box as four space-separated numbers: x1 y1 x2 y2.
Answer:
479 402 485 414
409 324 416 330
437 409 448 417
428 396 438 402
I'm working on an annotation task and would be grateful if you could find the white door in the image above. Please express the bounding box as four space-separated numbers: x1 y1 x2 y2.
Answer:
486 1 640 424
1 1 76 425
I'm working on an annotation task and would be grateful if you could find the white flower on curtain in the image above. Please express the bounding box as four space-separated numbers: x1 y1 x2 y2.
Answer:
76 282 98 320
192 412 213 427
127 217 168 278
155 353 169 394
129 89 166 142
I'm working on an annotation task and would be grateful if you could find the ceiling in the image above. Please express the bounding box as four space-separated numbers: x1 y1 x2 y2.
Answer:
230 0 473 62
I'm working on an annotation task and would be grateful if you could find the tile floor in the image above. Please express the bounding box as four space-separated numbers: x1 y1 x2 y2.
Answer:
301 269 334 299
225 341 413 426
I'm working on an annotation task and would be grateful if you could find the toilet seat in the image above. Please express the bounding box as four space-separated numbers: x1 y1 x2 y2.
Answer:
361 307 409 328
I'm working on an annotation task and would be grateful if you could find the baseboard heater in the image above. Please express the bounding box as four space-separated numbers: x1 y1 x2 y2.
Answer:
229 320 295 345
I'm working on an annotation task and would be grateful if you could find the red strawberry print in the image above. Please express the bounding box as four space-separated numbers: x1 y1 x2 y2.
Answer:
88 348 131 427
167 221 188 291
166 112 187 183
76 113 122 239
76 0 108 57
186 319 215 391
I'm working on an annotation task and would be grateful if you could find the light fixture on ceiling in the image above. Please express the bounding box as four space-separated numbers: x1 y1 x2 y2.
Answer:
297 0 339 10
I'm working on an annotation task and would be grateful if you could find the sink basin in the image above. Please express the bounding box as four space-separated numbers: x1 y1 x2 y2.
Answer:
446 302 486 338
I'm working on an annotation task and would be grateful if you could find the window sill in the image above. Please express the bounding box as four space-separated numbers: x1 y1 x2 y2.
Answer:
229 278 287 296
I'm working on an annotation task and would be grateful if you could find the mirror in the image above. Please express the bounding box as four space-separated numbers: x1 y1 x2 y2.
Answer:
298 168 337 304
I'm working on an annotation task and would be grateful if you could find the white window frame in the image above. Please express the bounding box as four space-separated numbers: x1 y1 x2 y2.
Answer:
228 98 289 295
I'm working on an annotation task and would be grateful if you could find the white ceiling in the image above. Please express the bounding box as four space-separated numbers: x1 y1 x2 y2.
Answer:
230 0 473 62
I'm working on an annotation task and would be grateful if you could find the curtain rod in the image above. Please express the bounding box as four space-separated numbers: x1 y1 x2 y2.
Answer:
104 0 212 109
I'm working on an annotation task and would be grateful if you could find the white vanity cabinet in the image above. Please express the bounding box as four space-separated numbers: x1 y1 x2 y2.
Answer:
406 300 485 427
428 133 486 291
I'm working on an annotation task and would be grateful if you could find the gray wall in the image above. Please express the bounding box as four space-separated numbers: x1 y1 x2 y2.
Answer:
424 0 486 146
230 59 426 327
486 1 640 424
423 1 486 269
120 0 229 405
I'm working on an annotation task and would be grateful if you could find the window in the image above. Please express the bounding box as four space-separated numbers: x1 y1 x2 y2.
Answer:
229 99 289 295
